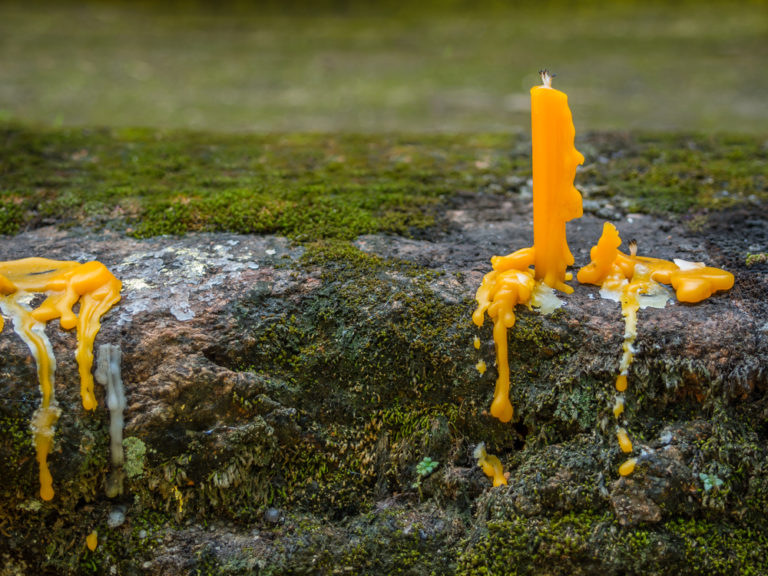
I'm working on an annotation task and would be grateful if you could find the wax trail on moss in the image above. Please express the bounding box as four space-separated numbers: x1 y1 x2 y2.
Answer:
473 219 734 481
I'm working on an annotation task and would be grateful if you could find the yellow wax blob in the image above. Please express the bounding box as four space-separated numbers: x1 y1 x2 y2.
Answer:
473 336 481 350
616 428 633 453
476 360 487 375
530 70 584 293
618 458 637 477
0 258 122 500
473 442 508 487
577 222 734 304
86 530 98 551
668 264 735 303
578 222 734 400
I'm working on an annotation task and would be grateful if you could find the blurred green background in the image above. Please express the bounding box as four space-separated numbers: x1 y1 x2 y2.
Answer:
0 0 766 133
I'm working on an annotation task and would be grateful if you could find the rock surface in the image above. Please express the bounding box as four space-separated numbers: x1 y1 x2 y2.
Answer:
1 186 767 574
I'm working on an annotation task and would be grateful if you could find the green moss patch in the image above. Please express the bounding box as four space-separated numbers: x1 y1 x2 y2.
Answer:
3 126 765 241
579 133 768 216
1 126 519 239
457 511 768 576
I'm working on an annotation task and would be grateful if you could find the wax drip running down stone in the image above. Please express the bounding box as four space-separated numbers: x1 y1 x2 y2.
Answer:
473 442 508 487
0 258 122 500
578 222 734 475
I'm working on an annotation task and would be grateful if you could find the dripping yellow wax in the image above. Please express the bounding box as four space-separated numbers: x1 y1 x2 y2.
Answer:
0 257 122 500
473 442 508 487
86 530 98 551
619 458 637 477
578 221 734 400
578 222 733 477
577 222 734 304
616 427 633 453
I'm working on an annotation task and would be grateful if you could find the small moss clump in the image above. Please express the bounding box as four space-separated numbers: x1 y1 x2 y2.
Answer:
122 436 147 479
0 199 24 235
745 252 767 267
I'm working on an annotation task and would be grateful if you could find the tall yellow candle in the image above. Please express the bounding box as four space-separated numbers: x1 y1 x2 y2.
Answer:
473 71 583 423
531 70 584 293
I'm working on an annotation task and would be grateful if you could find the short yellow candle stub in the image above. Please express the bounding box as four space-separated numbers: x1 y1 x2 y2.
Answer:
474 442 508 487
530 72 584 293
0 258 122 500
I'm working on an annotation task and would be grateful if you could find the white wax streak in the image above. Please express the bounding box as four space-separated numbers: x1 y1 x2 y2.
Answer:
94 344 126 468
0 292 58 399
473 441 487 461
529 281 564 314
673 258 705 271
637 284 672 309
0 292 62 459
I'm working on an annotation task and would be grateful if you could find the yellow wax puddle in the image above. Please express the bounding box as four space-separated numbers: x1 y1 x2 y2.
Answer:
579 223 734 305
0 258 122 500
475 360 487 375
86 530 98 551
473 442 508 487
578 222 734 476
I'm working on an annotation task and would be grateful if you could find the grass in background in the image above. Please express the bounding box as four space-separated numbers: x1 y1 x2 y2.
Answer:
0 1 766 133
